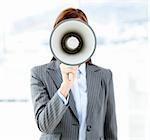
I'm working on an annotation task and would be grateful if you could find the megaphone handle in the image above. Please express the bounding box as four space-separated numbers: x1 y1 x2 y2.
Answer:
68 73 73 81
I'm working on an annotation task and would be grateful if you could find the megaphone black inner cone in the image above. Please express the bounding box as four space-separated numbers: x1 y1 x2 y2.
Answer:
61 32 83 54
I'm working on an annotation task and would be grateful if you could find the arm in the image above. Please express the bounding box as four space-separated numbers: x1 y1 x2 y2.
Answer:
57 89 69 105
30 67 68 133
104 70 118 140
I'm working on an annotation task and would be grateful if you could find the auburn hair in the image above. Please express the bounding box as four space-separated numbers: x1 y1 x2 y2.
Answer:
51 8 92 64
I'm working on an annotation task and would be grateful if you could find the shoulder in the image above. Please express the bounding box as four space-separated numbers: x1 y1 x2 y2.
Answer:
31 63 48 75
30 60 58 80
89 63 112 81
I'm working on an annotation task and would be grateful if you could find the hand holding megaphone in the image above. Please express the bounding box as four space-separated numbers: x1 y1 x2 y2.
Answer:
59 63 78 97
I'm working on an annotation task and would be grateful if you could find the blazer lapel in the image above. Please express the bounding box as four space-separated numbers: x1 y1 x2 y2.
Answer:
68 91 79 121
86 64 102 122
46 60 62 89
46 60 79 121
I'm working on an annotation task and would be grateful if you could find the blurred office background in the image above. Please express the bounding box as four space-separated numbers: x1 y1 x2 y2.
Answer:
0 0 149 139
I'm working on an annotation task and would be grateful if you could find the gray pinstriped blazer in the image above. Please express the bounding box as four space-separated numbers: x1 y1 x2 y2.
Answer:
30 60 117 140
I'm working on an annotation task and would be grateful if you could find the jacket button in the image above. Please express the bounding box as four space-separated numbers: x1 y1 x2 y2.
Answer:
86 125 91 132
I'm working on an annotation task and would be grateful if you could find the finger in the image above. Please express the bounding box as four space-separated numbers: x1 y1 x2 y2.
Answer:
62 68 77 74
68 73 73 81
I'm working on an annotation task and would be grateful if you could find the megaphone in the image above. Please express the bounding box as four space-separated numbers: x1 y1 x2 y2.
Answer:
49 19 96 66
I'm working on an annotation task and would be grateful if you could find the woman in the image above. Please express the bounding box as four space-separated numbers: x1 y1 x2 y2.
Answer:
31 8 117 140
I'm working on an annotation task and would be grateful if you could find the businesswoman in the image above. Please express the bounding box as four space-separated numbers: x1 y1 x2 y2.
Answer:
31 8 117 140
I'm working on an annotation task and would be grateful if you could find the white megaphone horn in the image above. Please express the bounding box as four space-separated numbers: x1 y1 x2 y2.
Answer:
49 19 96 79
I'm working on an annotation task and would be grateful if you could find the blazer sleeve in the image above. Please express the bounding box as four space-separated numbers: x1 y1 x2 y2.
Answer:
104 70 118 140
30 67 68 133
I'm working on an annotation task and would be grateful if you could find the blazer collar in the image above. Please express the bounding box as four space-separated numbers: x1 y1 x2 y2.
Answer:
46 60 61 70
46 60 100 72
47 60 100 72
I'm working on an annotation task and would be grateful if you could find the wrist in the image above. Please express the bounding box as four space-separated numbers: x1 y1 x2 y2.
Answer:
59 83 70 97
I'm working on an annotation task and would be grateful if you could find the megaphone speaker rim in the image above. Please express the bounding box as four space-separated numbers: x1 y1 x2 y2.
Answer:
49 19 96 66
